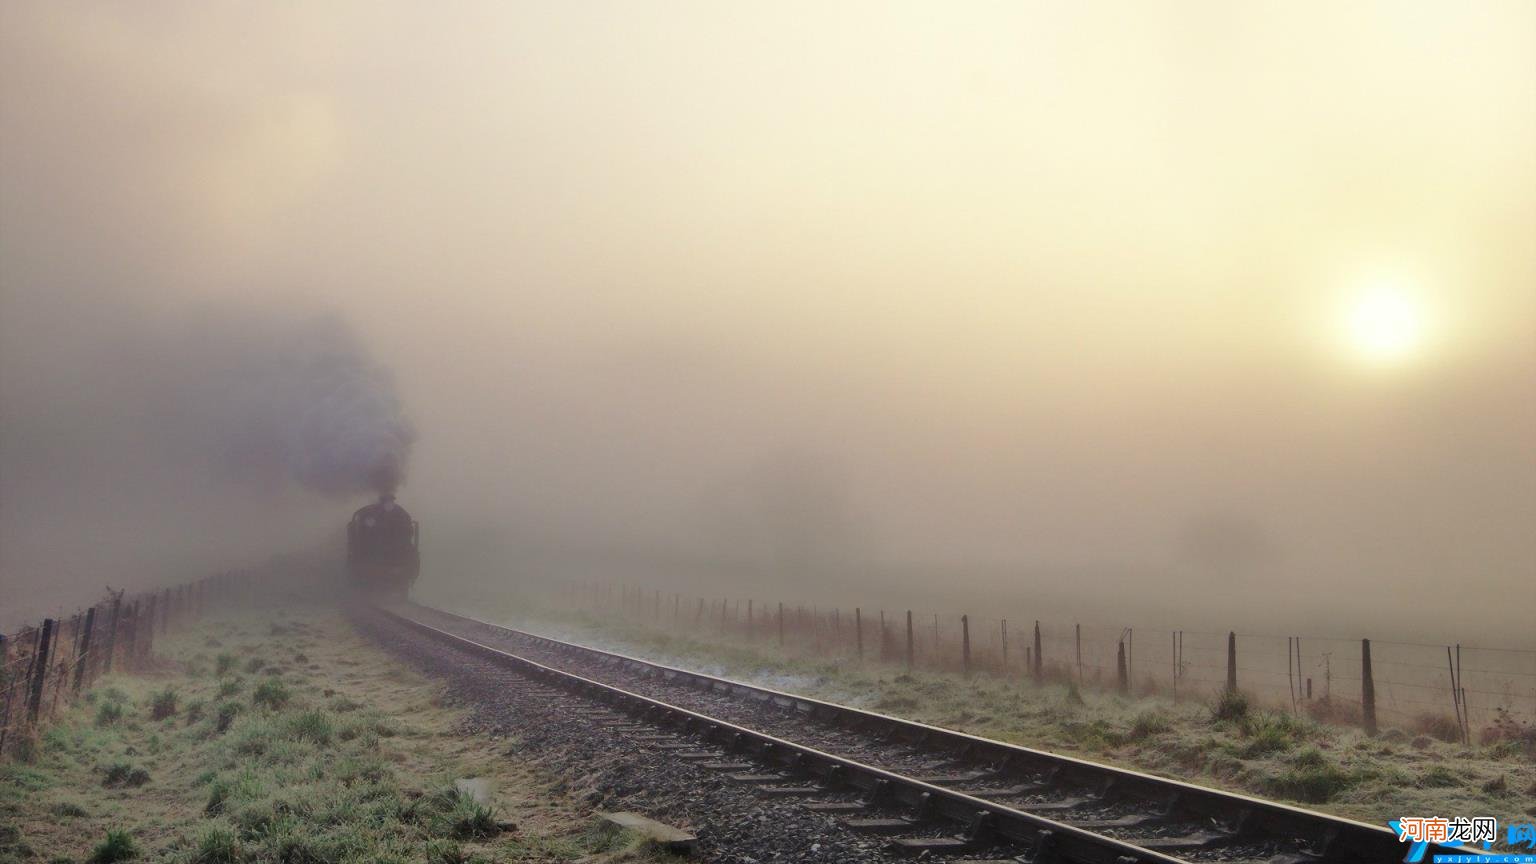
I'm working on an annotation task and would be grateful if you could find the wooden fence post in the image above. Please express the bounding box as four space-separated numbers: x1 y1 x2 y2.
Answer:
1000 619 1008 670
140 595 158 661
960 615 971 676
73 607 97 692
905 611 914 672
1361 638 1377 736
1074 624 1082 681
26 619 55 724
1225 632 1237 693
1033 620 1044 682
1115 639 1128 694
102 593 123 674
854 608 863 662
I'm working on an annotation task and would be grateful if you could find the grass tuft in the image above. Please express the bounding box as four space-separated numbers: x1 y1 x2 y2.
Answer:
1127 710 1171 741
1265 762 1353 803
95 701 125 727
1211 689 1251 723
251 678 290 710
87 828 140 863
149 687 178 720
190 824 242 863
215 701 243 733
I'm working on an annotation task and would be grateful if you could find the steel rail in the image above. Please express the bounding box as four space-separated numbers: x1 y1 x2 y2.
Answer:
376 604 1189 863
399 602 1486 863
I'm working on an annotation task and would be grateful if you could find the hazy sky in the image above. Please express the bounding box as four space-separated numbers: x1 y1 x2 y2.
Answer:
2 2 1533 639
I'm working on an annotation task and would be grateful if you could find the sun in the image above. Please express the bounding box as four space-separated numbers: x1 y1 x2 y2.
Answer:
1343 278 1427 367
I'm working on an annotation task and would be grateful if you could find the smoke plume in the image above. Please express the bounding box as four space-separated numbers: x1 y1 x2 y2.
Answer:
220 315 415 497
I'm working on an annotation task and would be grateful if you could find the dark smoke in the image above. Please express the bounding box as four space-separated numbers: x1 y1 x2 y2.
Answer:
220 315 415 497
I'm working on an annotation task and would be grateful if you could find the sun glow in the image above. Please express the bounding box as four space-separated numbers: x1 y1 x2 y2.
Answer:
1343 278 1428 367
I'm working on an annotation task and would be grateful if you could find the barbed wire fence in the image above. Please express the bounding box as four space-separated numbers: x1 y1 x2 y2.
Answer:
562 582 1535 746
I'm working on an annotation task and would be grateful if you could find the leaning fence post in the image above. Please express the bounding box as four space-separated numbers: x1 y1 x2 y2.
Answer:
854 608 863 663
1361 638 1377 736
1115 639 1128 694
1074 624 1083 681
1033 620 1044 682
905 610 915 672
1225 632 1238 693
960 615 971 676
73 607 97 692
27 619 56 724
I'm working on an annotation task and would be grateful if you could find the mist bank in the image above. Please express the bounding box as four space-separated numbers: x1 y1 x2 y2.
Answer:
0 295 411 629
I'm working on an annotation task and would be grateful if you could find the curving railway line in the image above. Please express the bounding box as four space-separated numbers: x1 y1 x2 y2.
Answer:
367 602 1480 863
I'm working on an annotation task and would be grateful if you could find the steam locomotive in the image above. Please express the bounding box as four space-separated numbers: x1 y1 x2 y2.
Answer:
346 493 419 596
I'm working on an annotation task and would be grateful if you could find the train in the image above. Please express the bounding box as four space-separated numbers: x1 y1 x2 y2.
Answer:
346 492 419 596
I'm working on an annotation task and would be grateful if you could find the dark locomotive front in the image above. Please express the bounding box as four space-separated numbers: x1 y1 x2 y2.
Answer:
346 493 419 596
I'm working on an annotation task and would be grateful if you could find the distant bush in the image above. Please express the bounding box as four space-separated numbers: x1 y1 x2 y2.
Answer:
102 763 150 788
215 654 237 676
1266 761 1352 803
217 678 243 699
1413 713 1462 744
252 679 290 710
1127 711 1170 741
244 657 265 675
192 825 242 863
149 688 178 720
1418 765 1458 788
284 710 334 745
215 702 243 733
51 800 89 819
1211 690 1250 723
95 702 125 728
1235 712 1303 757
88 828 139 863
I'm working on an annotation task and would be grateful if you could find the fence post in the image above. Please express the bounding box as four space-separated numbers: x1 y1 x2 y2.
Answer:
854 608 863 662
73 607 97 692
140 595 158 661
1225 632 1237 693
1361 638 1377 737
27 619 55 724
1115 639 1128 694
1033 620 1044 682
960 615 971 676
1000 619 1008 670
905 611 914 672
1074 624 1082 681
102 593 123 674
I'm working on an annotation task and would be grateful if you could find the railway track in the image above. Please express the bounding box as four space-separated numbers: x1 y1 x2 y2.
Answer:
372 602 1476 863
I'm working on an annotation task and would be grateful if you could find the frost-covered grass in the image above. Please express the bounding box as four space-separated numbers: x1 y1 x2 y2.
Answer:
462 601 1535 826
0 611 664 864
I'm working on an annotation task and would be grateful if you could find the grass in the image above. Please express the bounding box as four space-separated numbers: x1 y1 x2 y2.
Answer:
457 599 1536 828
250 678 289 710
150 688 179 721
88 828 140 863
1 610 672 864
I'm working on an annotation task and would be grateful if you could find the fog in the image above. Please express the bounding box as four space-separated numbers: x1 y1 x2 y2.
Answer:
3 2 1533 642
